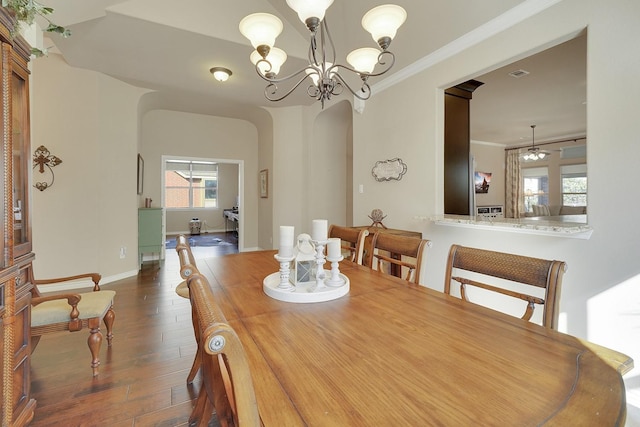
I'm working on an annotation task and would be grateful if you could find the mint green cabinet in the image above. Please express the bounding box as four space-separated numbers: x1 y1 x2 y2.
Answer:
138 208 163 267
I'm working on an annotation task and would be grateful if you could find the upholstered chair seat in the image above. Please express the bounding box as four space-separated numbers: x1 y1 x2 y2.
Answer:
32 290 116 327
30 273 116 376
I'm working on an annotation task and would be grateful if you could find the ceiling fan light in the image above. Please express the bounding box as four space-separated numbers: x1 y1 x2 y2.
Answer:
347 47 380 73
362 4 406 49
239 13 283 49
286 0 334 24
251 47 288 76
538 152 546 159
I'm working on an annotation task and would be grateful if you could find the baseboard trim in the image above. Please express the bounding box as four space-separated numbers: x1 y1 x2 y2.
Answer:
37 269 140 293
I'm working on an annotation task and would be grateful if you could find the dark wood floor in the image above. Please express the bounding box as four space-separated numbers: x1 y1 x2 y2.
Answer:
29 232 237 426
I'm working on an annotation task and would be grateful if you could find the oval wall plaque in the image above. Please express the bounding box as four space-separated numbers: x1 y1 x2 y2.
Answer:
371 158 407 182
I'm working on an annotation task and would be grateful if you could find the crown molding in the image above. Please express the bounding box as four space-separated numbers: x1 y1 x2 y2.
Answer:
366 0 563 99
471 139 506 148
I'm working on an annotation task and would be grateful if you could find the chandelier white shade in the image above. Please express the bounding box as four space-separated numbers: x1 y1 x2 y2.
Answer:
362 4 407 48
347 47 381 73
523 151 547 161
286 0 334 25
238 13 283 50
239 1 406 107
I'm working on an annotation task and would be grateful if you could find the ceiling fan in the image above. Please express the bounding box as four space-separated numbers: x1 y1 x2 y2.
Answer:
522 124 551 161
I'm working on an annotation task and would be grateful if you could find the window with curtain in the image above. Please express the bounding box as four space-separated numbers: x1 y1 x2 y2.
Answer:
164 159 218 209
522 166 549 213
561 164 587 206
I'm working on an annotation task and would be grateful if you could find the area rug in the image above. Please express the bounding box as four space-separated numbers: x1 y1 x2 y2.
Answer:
165 235 234 249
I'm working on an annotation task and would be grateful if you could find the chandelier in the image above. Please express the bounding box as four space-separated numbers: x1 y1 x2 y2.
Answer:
239 1 406 108
522 125 550 161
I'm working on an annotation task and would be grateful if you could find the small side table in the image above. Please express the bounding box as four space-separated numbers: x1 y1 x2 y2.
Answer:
138 208 163 268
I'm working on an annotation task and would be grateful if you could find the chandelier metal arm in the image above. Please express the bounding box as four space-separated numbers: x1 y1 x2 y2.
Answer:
262 71 316 102
364 50 396 78
332 72 371 100
254 61 311 84
317 20 336 66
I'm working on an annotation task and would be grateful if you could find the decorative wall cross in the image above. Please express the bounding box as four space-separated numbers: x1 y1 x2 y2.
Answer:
33 145 62 191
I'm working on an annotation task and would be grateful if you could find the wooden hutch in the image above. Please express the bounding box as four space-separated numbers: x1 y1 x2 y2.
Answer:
0 8 36 427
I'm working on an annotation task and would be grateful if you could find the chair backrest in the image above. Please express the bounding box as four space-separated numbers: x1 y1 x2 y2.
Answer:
188 272 261 426
368 232 430 284
328 225 369 264
443 244 567 329
176 235 198 279
176 235 260 426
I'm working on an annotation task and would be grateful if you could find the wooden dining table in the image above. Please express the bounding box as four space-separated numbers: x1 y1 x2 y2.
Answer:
198 250 631 426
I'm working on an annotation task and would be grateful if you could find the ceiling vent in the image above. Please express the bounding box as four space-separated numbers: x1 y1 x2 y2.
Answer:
508 69 530 78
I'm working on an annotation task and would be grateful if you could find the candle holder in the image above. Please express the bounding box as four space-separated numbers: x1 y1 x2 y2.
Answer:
325 255 345 287
264 221 349 303
312 239 327 289
273 253 295 291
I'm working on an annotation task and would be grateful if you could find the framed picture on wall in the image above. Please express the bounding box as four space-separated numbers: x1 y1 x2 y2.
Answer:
474 171 491 194
260 169 268 198
137 154 144 195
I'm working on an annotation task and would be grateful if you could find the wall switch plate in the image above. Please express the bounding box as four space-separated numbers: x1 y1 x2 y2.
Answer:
120 246 127 259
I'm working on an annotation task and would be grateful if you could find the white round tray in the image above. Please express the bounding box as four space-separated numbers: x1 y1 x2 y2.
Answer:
263 271 349 303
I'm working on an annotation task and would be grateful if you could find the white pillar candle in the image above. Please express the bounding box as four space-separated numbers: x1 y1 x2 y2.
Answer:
327 237 341 259
312 219 328 241
279 226 294 257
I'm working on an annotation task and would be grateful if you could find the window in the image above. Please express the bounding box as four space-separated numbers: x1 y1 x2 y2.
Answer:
522 167 549 213
165 159 218 208
561 164 587 206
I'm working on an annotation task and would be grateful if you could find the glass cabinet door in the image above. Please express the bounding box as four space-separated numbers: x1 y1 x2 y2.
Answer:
11 52 31 259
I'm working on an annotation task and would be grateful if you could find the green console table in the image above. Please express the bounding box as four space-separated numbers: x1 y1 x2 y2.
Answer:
138 208 163 268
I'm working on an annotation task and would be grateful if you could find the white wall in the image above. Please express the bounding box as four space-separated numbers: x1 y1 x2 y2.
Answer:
31 53 146 281
353 0 640 416
471 141 505 209
140 109 259 250
267 101 352 249
308 101 351 227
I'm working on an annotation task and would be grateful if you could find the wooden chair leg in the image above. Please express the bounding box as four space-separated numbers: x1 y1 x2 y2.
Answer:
31 335 41 352
103 306 115 346
187 349 202 384
189 380 213 427
187 304 202 384
87 317 103 376
211 356 233 427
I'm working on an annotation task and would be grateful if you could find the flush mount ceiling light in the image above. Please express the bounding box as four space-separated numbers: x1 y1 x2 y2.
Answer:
210 67 232 82
239 1 406 108
522 125 550 161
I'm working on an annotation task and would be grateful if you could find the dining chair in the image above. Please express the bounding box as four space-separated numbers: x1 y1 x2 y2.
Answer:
368 232 431 284
175 234 201 384
443 244 567 329
328 224 369 264
30 272 116 376
187 272 261 427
